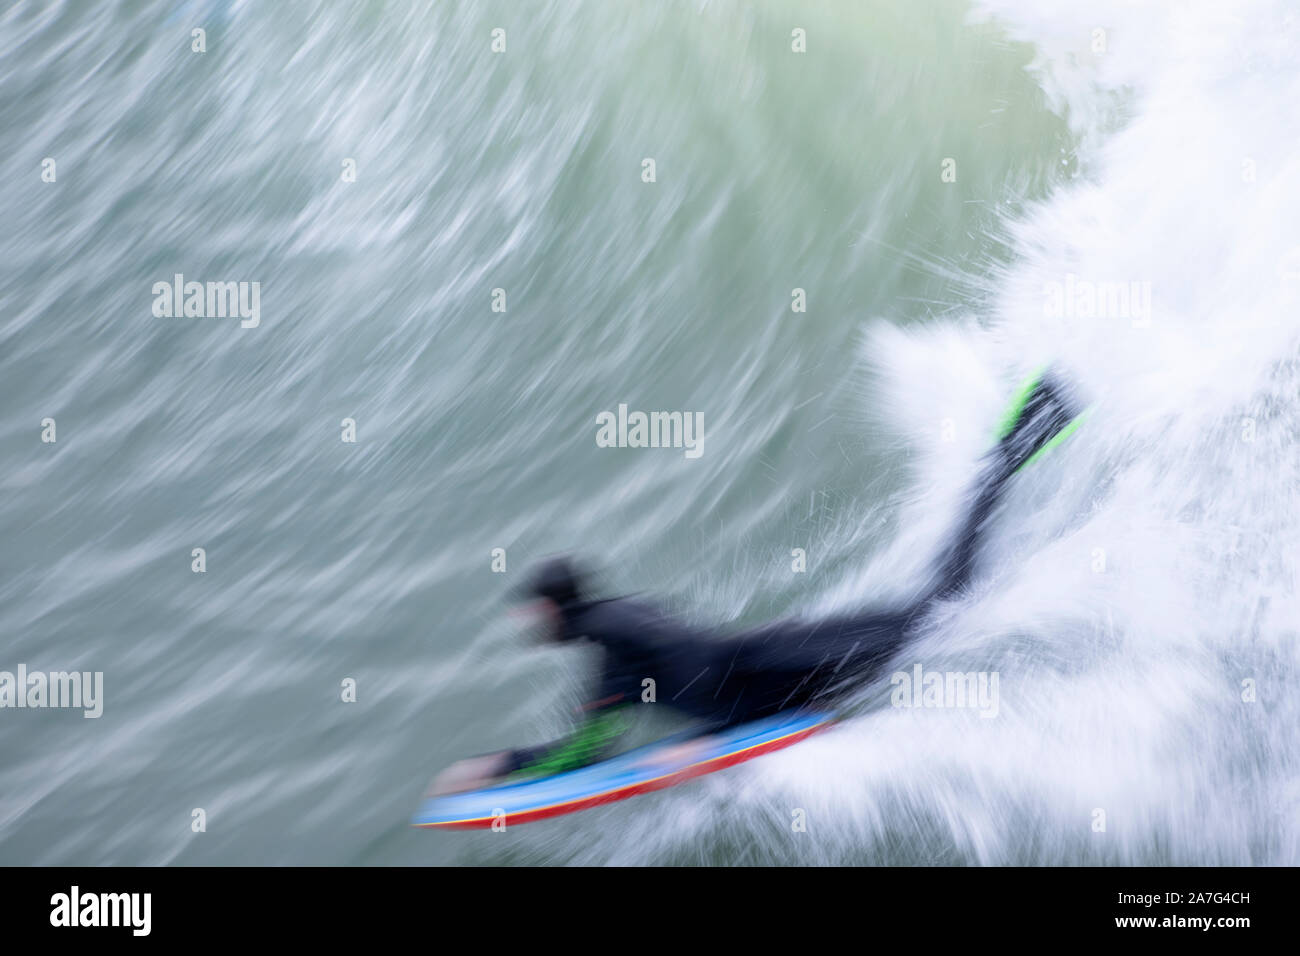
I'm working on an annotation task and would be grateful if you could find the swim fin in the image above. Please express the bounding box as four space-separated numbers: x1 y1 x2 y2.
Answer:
994 367 1086 474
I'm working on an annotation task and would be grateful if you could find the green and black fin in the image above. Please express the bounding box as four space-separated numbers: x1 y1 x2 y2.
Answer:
994 366 1087 473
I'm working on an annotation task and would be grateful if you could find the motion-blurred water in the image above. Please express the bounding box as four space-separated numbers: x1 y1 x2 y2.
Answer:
1 0 1295 865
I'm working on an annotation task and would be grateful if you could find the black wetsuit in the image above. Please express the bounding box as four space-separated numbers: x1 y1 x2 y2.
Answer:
554 596 917 728
505 374 1078 775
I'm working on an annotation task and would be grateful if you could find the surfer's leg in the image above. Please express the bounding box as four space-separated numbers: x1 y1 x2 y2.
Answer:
709 611 914 722
925 369 1084 602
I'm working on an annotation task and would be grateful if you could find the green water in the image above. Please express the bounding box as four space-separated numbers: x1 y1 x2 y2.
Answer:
0 0 1070 864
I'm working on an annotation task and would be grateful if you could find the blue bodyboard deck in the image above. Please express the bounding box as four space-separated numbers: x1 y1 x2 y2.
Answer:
413 709 835 829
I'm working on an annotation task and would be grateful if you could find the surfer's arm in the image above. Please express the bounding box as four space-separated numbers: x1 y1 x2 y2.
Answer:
428 708 631 795
503 705 632 777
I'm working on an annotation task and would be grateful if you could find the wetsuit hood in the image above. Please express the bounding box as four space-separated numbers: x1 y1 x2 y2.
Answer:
526 556 588 616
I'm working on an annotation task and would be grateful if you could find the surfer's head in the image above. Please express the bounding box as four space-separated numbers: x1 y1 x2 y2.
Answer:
528 556 584 607
522 555 589 642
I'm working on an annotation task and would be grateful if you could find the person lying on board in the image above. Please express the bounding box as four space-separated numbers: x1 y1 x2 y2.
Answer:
429 370 1084 796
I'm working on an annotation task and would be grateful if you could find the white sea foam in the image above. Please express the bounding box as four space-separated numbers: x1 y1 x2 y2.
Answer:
614 0 1300 865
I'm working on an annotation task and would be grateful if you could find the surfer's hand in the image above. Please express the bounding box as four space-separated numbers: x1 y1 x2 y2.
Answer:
428 752 511 796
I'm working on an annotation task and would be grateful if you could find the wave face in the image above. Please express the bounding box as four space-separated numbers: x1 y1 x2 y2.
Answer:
0 0 1294 864
714 0 1300 866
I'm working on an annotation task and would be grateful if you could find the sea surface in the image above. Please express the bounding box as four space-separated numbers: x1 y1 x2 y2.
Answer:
1 0 1297 865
